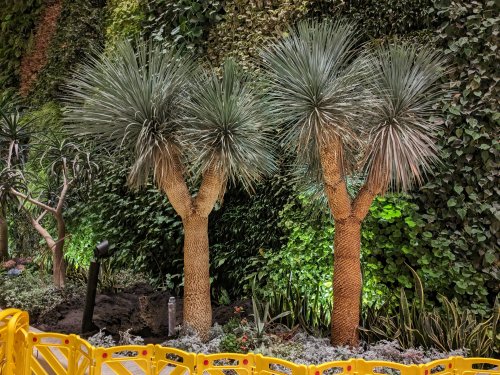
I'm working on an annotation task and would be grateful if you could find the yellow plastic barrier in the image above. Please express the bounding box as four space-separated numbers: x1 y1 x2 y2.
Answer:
198 353 255 375
458 358 500 375
94 344 156 374
255 353 308 375
0 309 498 375
153 346 195 375
310 358 357 375
357 358 420 375
73 335 94 375
5 309 29 375
419 357 456 375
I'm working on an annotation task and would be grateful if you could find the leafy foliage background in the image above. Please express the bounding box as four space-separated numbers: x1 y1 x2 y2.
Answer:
0 0 42 90
0 0 497 315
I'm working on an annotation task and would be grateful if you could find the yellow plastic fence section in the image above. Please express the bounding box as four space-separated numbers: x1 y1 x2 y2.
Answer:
153 346 195 375
0 309 499 375
458 358 500 375
310 358 357 375
198 353 255 375
255 354 308 375
94 344 156 375
74 335 94 375
0 309 22 374
5 309 29 375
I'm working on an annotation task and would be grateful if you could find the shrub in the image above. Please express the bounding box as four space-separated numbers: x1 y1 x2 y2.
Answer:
105 0 145 47
163 318 467 362
209 171 292 299
87 329 116 348
0 270 84 319
361 272 499 358
75 164 185 286
28 0 105 104
0 0 42 90
408 0 499 312
142 0 223 53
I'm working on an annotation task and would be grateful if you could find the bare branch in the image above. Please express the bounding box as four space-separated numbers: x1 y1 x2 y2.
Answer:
12 189 56 214
18 204 56 252
56 179 70 214
36 210 48 223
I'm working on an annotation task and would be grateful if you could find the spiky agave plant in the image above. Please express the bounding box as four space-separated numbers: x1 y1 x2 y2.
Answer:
262 20 446 346
62 41 275 338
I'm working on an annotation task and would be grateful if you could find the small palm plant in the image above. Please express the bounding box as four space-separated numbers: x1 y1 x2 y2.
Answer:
0 94 32 259
262 20 446 346
62 41 275 339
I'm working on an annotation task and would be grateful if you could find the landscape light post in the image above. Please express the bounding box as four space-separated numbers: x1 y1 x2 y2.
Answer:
81 240 113 334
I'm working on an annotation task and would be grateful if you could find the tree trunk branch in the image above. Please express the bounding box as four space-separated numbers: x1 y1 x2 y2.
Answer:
29 214 56 251
193 163 225 218
12 189 56 214
352 169 387 221
320 138 352 221
158 154 193 219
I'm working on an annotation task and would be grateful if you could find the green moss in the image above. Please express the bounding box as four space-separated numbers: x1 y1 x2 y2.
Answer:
0 0 42 90
28 0 105 105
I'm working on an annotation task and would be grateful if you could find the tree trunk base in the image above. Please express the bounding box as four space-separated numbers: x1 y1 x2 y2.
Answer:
330 217 362 347
182 214 212 341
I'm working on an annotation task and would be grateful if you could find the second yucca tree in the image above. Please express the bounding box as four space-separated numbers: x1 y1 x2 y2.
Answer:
262 20 446 346
63 41 275 339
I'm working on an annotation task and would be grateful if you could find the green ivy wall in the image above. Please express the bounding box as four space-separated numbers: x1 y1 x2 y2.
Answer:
0 0 497 313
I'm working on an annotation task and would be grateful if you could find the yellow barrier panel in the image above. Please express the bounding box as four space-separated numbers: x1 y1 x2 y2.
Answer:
444 358 500 375
0 309 22 375
0 309 499 375
153 346 195 375
73 335 94 375
94 344 156 375
6 310 29 375
356 358 419 375
309 358 357 375
198 353 255 375
419 357 457 375
25 331 76 375
255 353 308 375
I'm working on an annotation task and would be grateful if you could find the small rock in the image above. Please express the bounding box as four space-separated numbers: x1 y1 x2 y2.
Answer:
7 268 22 276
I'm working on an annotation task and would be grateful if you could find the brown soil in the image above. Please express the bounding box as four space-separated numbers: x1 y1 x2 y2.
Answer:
19 0 62 96
33 283 251 344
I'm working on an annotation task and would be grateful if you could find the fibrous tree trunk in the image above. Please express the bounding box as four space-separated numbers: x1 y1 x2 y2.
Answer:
331 217 362 345
0 214 8 260
182 214 211 337
321 137 380 346
159 156 224 340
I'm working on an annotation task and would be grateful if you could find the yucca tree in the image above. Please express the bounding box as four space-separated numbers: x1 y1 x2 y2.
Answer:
62 40 275 338
262 20 446 346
